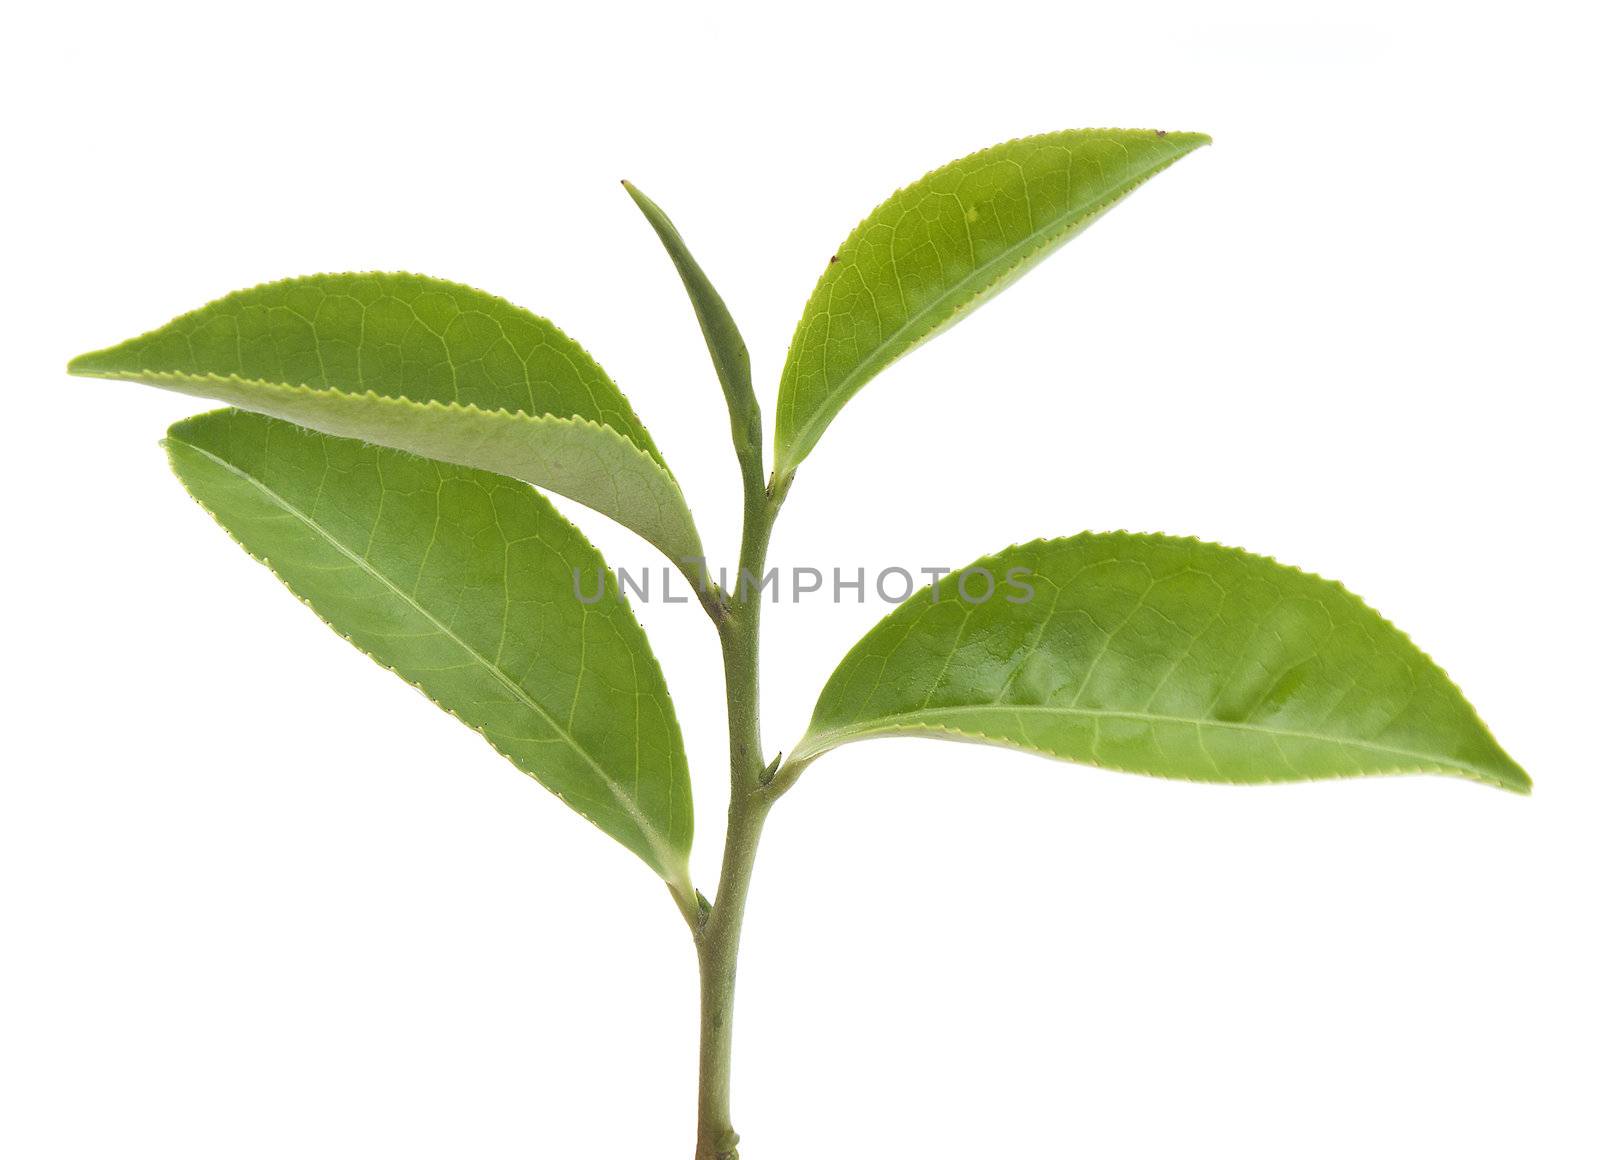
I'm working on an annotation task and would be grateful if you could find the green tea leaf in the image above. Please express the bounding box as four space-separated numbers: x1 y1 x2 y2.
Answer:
69 273 706 571
164 408 696 889
623 181 761 461
774 130 1211 474
793 533 1528 793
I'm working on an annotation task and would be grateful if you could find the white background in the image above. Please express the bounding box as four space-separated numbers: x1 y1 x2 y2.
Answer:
3 2 1595 1157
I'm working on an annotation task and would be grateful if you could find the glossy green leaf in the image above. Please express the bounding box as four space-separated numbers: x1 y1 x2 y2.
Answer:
164 407 696 889
773 129 1211 474
794 533 1528 793
69 273 706 571
623 180 761 461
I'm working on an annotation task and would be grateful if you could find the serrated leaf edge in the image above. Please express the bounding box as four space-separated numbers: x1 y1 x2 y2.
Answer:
791 718 1521 793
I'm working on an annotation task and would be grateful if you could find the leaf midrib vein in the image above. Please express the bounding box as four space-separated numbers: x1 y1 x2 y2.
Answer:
803 704 1479 774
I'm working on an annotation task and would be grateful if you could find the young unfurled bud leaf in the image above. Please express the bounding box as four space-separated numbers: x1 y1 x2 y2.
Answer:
624 181 762 471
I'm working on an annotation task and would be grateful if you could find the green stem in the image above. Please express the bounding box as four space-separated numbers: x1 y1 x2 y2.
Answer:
693 456 787 1159
693 755 769 1159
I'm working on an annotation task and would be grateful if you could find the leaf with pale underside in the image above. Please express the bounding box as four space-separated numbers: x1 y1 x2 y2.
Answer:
164 407 696 889
69 272 705 571
794 533 1529 793
774 129 1211 474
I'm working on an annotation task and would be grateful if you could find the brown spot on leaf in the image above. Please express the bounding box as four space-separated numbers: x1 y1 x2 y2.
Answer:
829 254 839 264
1155 129 1167 137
